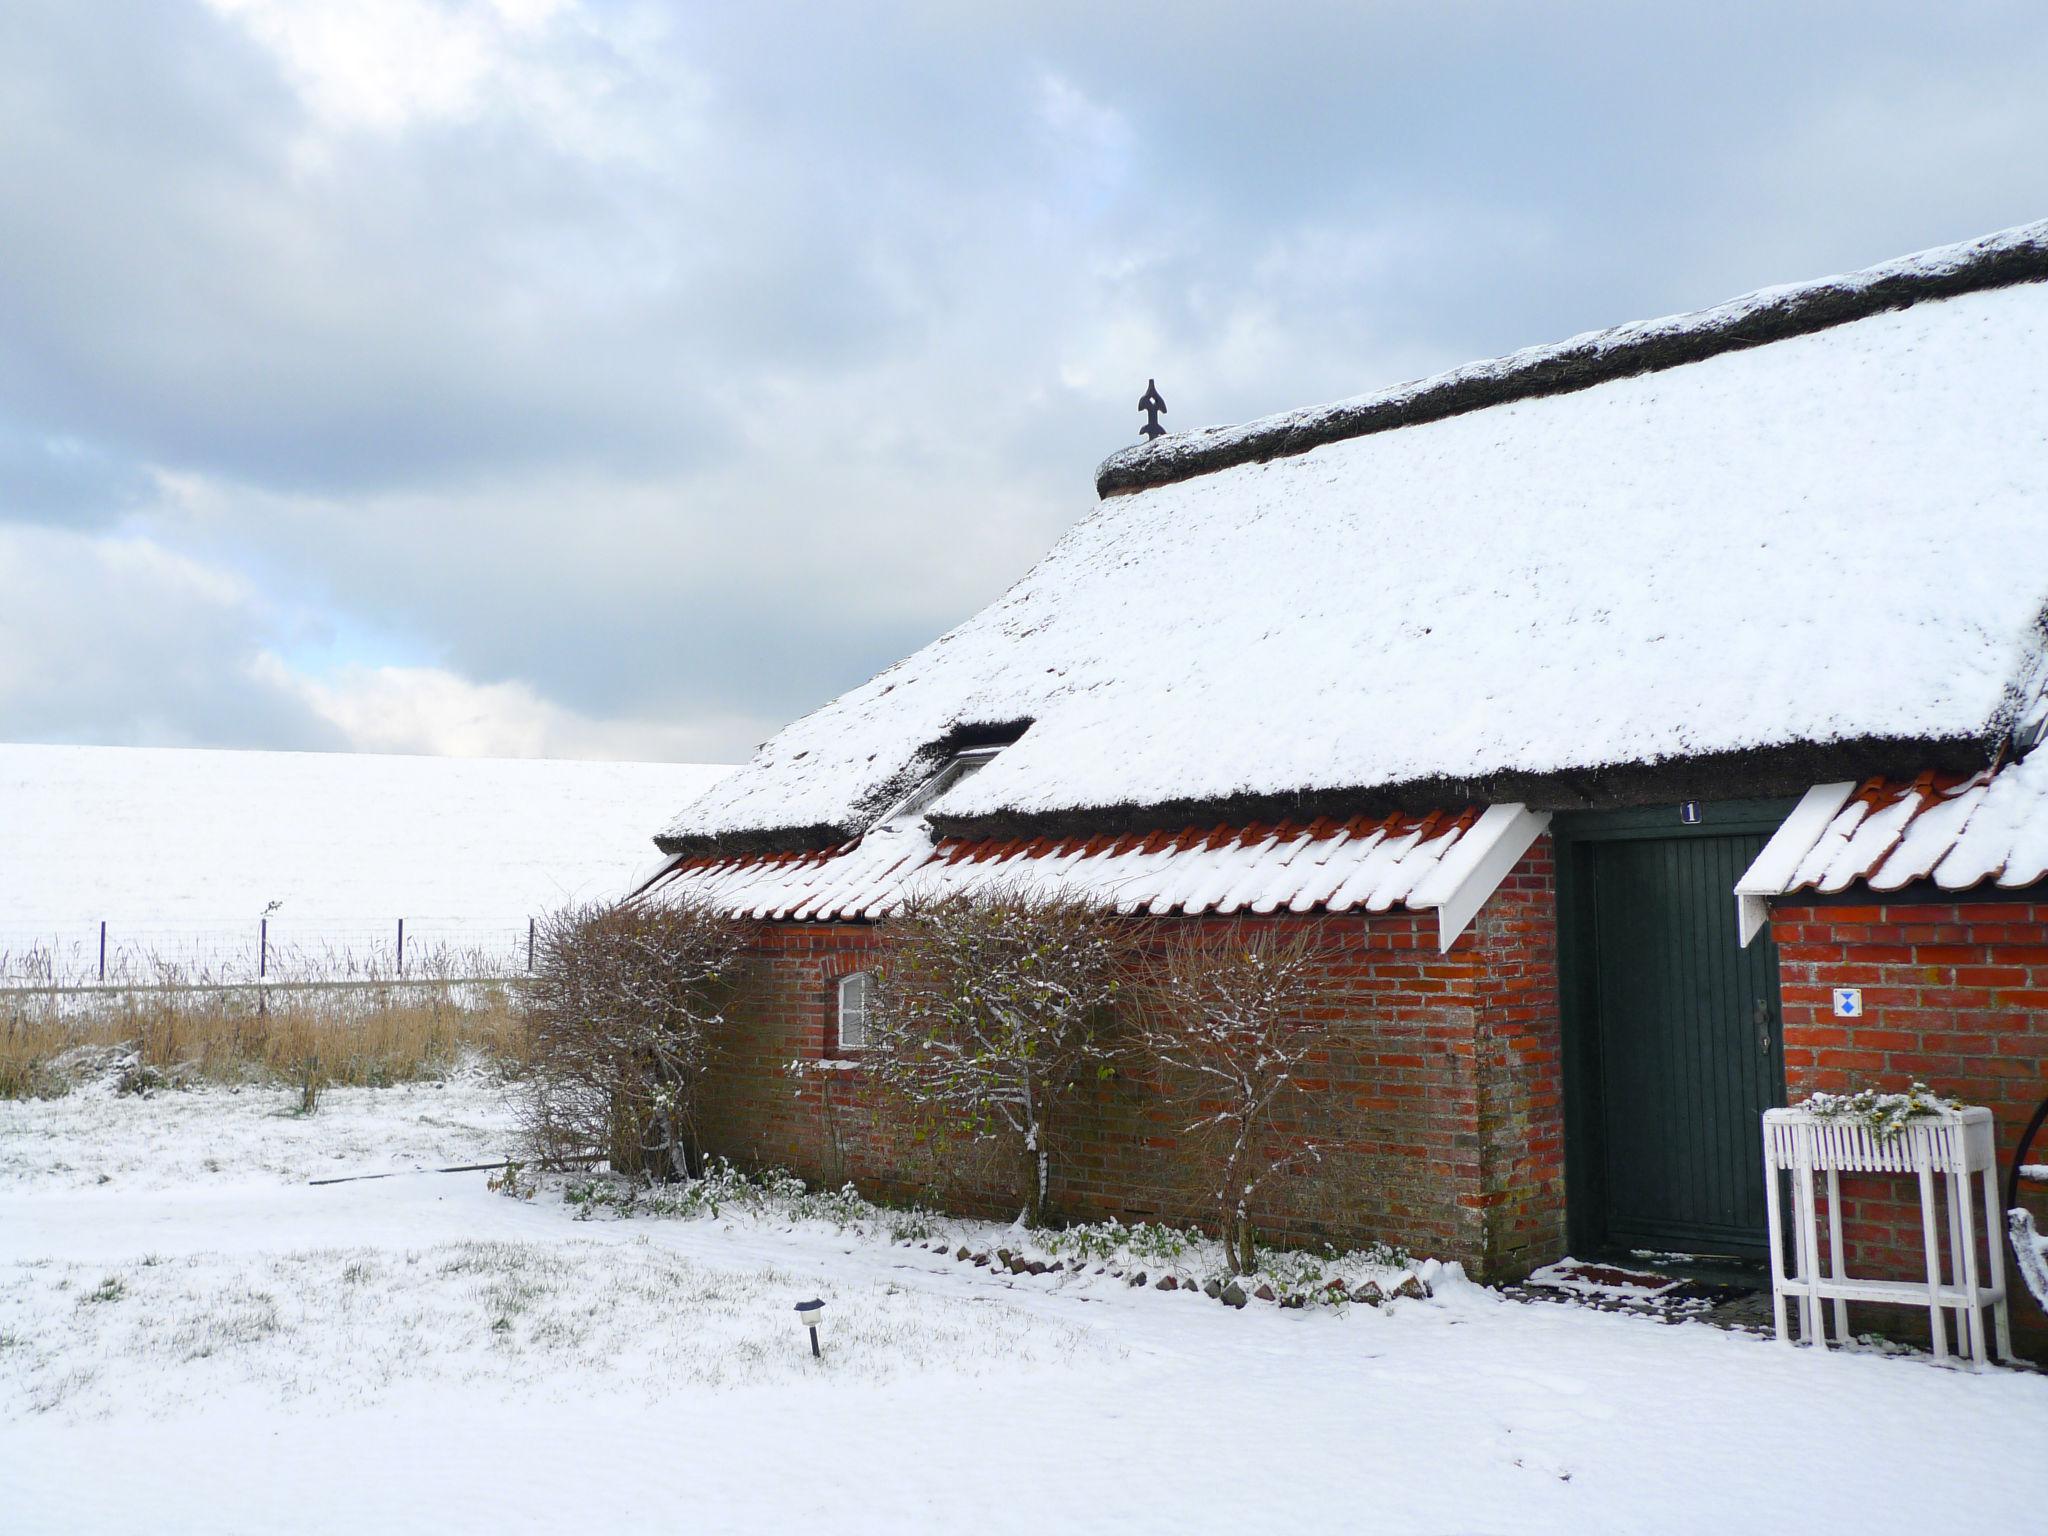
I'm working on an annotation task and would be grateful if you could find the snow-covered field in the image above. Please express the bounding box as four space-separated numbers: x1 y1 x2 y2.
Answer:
1 744 729 982
5 1083 2046 1535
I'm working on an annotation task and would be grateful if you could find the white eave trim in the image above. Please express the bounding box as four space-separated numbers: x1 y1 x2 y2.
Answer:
1733 781 1858 946
625 849 685 903
1411 803 1551 953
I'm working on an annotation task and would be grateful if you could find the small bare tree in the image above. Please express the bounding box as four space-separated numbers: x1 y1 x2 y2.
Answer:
518 898 745 1179
864 888 1123 1225
1134 924 1329 1274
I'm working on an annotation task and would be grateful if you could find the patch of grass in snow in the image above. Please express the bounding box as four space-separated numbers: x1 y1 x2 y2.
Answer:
2 1238 1104 1422
78 1277 126 1306
0 1075 518 1190
173 1289 284 1360
26 1367 98 1416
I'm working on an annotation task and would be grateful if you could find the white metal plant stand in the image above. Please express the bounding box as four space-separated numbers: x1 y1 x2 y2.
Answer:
1762 1106 2015 1366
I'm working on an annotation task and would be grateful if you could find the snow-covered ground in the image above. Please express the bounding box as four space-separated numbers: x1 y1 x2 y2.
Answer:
1 744 729 982
5 1083 2046 1535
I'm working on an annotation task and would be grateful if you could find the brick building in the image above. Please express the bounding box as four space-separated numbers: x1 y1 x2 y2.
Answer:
641 223 2048 1347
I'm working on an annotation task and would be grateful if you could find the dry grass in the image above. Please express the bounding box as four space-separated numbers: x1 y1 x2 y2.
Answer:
0 981 528 1100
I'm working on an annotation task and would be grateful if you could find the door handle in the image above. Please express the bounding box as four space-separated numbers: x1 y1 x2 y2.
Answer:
1754 998 1772 1056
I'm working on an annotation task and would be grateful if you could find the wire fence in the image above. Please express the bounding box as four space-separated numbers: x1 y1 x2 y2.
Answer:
0 917 544 995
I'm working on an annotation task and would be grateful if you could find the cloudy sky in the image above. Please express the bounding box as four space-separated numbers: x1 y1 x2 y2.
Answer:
3 1 2046 766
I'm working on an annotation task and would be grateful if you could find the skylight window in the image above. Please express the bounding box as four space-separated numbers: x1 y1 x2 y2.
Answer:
879 746 1002 827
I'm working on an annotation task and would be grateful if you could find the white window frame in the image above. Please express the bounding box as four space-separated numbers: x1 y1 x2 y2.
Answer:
877 746 1004 827
836 970 872 1054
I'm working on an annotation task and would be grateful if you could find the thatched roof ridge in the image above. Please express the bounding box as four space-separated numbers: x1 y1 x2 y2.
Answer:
1096 219 2048 498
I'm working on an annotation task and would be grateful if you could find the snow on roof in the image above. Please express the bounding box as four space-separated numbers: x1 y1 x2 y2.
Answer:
1735 753 2048 943
665 223 2048 855
1097 219 2048 498
642 804 1549 953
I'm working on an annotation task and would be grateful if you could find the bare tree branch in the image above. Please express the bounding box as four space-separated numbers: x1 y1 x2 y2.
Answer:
862 886 1123 1225
1130 923 1330 1274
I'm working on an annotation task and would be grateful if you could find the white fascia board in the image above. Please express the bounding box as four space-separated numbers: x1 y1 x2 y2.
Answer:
624 849 684 903
1412 804 1552 953
1733 781 1858 946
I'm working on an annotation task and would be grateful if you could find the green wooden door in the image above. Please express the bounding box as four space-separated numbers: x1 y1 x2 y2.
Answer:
1576 827 1786 1257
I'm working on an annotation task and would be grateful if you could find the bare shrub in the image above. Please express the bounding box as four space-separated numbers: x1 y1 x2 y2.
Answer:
1132 923 1331 1274
293 1052 324 1116
517 899 745 1178
865 888 1124 1225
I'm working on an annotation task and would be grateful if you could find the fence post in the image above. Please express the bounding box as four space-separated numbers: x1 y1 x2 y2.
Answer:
98 920 106 982
527 916 535 973
259 917 268 980
397 917 405 978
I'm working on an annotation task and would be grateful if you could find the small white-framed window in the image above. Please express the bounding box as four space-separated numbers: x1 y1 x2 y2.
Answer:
836 971 872 1053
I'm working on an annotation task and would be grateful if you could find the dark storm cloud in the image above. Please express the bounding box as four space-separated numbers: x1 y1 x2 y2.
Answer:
2 0 2046 757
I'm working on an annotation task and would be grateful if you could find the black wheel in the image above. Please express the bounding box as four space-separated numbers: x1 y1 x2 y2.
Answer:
2009 1093 2048 1214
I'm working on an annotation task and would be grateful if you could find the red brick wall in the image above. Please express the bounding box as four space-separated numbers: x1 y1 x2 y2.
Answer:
1774 897 2048 1357
694 841 1567 1281
1471 840 1569 1276
1062 907 1487 1264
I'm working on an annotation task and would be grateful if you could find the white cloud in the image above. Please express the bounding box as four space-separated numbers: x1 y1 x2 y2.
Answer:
253 655 755 762
203 0 570 134
0 524 333 749
1692 56 2048 294
0 521 747 763
1033 70 1134 208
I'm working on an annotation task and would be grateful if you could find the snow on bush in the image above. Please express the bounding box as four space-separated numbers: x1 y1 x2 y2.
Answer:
536 1159 944 1245
1024 1217 1426 1308
1130 924 1333 1275
518 899 746 1178
2010 1207 2048 1309
529 1159 1434 1315
1795 1082 1959 1138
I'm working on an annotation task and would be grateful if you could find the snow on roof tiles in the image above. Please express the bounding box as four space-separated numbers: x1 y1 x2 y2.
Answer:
1735 754 2048 943
664 223 2048 854
642 804 1549 952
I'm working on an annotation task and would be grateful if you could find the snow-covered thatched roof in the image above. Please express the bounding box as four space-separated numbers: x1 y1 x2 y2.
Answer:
663 222 2048 857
